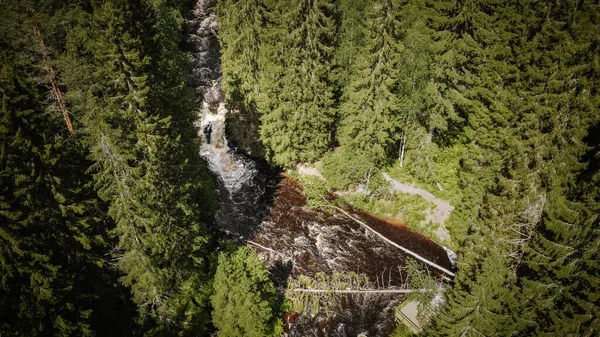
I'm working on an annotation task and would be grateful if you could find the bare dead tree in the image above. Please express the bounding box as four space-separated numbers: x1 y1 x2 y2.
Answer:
28 9 73 133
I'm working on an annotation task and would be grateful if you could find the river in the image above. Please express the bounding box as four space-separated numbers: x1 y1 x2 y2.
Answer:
189 1 454 335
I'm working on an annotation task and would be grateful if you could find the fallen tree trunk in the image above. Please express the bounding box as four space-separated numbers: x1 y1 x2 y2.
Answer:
282 288 435 294
327 205 455 277
246 240 291 260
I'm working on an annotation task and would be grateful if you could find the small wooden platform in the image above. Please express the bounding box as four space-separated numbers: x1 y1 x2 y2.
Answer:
395 300 422 334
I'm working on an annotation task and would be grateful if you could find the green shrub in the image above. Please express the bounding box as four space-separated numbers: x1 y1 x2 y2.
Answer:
321 148 377 190
389 323 415 337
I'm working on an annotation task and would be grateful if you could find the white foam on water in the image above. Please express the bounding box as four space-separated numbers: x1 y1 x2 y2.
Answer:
198 102 259 193
442 246 458 267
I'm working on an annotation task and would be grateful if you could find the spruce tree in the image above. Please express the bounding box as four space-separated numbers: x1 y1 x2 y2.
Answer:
211 246 282 337
428 0 519 243
337 0 403 168
507 1 600 335
394 0 460 188
0 49 137 337
258 0 337 166
57 1 217 333
333 0 368 92
424 1 600 336
217 0 267 155
0 50 93 337
423 1 538 335
0 3 139 335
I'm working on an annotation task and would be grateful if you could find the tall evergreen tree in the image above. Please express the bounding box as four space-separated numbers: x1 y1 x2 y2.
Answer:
333 0 368 92
0 2 139 335
217 0 267 155
429 0 518 243
395 0 461 188
508 1 600 335
423 1 538 335
337 0 403 168
424 1 600 336
258 0 337 166
0 49 136 337
0 49 94 337
56 1 217 333
211 246 282 337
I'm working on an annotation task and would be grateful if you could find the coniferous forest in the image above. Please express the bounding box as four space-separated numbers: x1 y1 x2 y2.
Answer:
1 0 599 336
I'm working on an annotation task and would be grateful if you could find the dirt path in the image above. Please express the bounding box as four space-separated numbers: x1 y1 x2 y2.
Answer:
297 163 325 180
382 173 453 242
295 166 454 243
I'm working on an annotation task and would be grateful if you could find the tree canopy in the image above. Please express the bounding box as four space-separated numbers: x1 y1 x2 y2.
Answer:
211 246 282 337
1 0 599 335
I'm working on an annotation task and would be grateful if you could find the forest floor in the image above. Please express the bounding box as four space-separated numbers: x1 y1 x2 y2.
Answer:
381 173 452 243
295 164 453 244
297 163 325 180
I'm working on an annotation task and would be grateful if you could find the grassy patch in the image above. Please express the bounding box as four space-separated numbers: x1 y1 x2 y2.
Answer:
386 143 464 205
341 188 434 233
292 167 445 242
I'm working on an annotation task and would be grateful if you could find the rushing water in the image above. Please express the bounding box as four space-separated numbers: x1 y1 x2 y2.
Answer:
198 99 278 237
196 95 453 336
190 1 453 335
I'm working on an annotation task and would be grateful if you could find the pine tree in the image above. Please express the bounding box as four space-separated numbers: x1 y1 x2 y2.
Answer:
337 0 403 168
0 3 138 336
258 0 337 166
216 0 267 155
56 1 217 333
211 246 282 337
